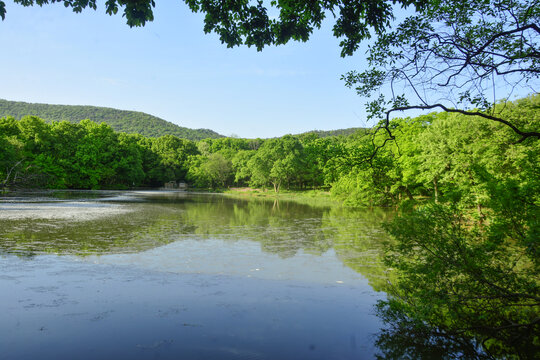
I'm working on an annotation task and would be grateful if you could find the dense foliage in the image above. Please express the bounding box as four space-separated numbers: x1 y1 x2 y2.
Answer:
0 116 199 189
0 111 370 191
1 95 537 194
0 0 427 56
298 127 368 138
372 96 540 358
0 99 223 141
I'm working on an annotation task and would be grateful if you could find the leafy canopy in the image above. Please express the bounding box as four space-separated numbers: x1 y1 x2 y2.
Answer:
0 0 426 57
343 0 540 142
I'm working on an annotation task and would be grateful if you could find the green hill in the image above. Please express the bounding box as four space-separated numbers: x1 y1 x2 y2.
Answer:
299 127 368 138
0 99 223 141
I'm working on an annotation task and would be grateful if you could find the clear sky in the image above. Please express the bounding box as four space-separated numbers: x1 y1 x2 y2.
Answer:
0 1 376 138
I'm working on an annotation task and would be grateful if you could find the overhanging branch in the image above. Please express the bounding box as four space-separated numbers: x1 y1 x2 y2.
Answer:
385 104 540 142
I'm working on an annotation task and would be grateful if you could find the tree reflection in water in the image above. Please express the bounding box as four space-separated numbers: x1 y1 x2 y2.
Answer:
376 201 539 359
374 301 494 360
3 191 536 358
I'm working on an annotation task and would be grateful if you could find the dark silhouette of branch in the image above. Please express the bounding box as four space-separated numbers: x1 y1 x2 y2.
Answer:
385 104 540 142
367 117 396 163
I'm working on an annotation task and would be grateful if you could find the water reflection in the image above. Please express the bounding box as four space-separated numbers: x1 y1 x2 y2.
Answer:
373 301 493 360
0 191 390 286
1 191 390 359
1 191 525 358
325 207 393 292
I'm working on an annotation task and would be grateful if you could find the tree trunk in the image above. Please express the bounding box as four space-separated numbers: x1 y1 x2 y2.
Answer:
433 177 439 203
477 203 485 223
404 186 414 201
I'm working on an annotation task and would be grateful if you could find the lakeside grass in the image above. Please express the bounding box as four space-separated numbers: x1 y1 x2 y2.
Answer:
221 187 342 207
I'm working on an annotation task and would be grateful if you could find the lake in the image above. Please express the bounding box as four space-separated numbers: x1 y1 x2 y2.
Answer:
0 190 392 360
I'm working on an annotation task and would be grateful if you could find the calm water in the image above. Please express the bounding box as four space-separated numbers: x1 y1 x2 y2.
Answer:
0 190 392 359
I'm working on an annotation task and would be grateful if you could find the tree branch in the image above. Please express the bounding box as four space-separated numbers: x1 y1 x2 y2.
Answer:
385 104 540 142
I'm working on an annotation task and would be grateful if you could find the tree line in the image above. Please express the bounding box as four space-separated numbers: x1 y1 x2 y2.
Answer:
1 95 538 201
0 116 198 189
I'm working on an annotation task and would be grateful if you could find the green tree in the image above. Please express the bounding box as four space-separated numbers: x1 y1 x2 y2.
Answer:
114 132 145 187
0 115 19 136
147 135 198 185
12 116 58 187
0 118 24 189
299 134 343 189
48 120 85 188
330 131 400 206
231 149 254 186
416 113 494 209
72 120 120 188
376 98 540 358
1 0 426 56
203 153 233 188
16 116 53 155
387 116 428 201
205 137 251 153
344 0 539 142
248 135 304 192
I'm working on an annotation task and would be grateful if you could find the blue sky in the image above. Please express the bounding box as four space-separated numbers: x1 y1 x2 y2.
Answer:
0 1 375 138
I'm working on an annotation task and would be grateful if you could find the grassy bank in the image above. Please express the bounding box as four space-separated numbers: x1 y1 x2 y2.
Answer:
221 187 341 207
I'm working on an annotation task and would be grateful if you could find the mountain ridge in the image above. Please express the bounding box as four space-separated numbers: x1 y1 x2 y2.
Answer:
0 99 223 141
0 99 366 140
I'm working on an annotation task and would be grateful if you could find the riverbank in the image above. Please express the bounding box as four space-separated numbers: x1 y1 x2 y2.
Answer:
221 187 341 207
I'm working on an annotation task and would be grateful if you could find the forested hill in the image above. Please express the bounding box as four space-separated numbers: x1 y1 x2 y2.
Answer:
0 99 223 141
299 127 367 137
